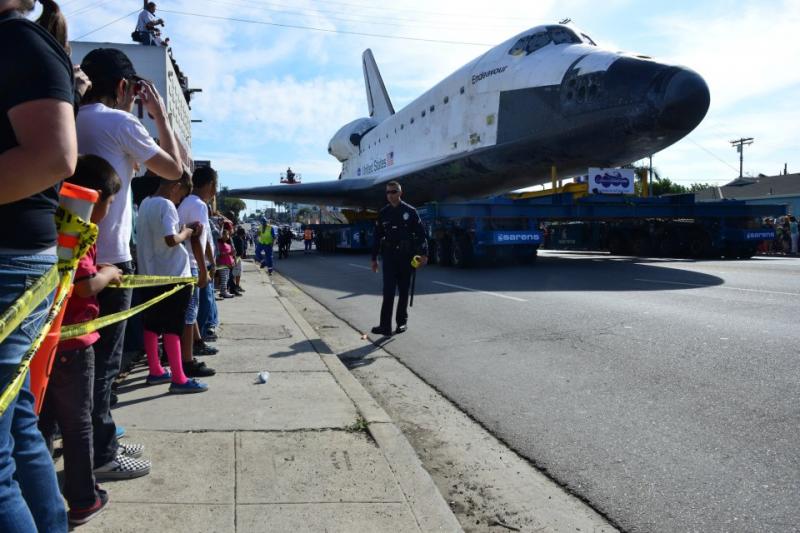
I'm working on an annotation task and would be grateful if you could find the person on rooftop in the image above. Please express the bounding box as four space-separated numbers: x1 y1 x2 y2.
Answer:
133 1 164 46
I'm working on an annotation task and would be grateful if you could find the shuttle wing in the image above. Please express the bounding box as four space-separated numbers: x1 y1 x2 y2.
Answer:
228 178 389 208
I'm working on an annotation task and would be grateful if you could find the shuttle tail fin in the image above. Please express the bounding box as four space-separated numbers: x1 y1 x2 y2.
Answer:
362 49 395 122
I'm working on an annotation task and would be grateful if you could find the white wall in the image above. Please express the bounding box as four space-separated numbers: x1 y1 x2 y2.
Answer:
70 41 192 150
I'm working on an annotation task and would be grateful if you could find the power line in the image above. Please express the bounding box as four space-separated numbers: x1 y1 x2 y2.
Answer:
686 138 740 174
203 0 523 33
68 0 117 18
73 9 140 41
158 9 494 46
300 0 535 22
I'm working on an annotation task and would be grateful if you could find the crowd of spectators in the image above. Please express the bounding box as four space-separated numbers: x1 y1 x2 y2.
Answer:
759 216 799 255
0 1 251 528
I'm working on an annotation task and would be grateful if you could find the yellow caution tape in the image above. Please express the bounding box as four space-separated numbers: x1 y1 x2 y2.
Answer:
0 205 198 414
0 264 60 348
0 271 72 417
55 206 98 275
59 281 194 341
0 206 96 416
115 275 196 288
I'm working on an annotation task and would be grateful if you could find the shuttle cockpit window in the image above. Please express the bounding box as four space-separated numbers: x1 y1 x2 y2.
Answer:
546 25 581 45
509 31 550 56
581 33 597 46
509 26 581 56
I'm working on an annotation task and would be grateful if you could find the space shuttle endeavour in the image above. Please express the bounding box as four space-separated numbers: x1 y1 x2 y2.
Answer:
230 24 710 207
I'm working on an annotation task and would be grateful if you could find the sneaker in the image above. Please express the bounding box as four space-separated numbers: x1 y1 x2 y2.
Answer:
370 326 392 336
236 286 246 293
94 454 151 480
169 378 209 394
194 343 218 356
395 324 407 334
220 292 234 299
205 328 218 341
119 442 145 458
68 487 109 525
185 358 216 377
115 426 126 439
146 369 172 385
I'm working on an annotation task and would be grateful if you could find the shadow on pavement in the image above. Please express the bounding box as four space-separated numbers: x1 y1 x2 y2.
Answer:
269 340 316 358
278 252 727 295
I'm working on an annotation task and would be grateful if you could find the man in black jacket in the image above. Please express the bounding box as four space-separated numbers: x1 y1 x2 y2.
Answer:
371 181 428 336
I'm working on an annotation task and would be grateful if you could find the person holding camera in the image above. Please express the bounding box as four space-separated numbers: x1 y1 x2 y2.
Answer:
77 47 183 480
370 182 428 336
133 2 164 46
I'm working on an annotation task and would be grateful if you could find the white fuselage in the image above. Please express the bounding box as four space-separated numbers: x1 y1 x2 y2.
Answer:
340 25 616 184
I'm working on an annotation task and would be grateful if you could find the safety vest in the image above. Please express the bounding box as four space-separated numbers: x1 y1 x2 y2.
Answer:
304 228 313 240
259 225 274 245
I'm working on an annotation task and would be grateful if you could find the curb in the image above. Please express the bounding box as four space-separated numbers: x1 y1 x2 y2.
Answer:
258 265 463 532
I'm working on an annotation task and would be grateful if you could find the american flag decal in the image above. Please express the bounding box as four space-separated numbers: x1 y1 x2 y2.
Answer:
387 151 394 166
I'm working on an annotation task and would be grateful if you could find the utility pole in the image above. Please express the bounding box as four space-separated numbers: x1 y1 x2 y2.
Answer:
730 137 754 179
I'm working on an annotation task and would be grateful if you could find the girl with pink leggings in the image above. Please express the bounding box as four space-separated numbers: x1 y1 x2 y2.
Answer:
136 177 208 393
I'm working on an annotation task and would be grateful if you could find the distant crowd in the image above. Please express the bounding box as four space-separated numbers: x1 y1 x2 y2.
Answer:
760 215 798 255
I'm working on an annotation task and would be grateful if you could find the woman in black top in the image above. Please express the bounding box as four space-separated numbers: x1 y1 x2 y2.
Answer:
0 1 75 531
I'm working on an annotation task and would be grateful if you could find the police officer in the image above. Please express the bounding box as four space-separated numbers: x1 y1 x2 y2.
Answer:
371 181 428 335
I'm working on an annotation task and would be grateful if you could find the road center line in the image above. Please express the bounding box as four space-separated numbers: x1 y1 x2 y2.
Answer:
432 281 527 302
348 263 372 270
634 278 800 297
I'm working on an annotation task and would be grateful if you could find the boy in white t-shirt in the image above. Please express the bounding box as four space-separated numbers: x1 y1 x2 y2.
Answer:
136 174 209 393
78 47 183 480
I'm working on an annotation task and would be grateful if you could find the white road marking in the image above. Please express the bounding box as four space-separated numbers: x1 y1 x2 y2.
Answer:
348 263 372 270
634 278 800 297
432 281 527 302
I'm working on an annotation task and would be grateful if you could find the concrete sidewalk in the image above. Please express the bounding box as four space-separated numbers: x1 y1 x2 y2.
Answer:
68 262 462 532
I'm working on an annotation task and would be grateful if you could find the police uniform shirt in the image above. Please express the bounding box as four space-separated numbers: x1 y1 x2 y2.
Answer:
371 200 427 260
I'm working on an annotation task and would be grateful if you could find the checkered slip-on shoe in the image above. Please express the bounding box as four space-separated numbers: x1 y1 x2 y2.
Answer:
94 454 151 480
119 442 145 458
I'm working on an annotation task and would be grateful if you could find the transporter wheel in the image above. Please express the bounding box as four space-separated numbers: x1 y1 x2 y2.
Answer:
687 229 712 258
450 234 472 268
521 248 538 264
739 247 756 259
630 233 651 257
434 238 452 266
657 234 677 257
608 232 629 256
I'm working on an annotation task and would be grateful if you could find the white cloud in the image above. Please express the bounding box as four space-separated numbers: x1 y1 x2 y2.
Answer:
647 1 800 110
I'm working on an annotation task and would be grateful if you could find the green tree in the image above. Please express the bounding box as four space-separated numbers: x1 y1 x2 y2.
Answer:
216 186 247 222
688 183 715 192
631 164 690 196
296 207 314 223
222 197 247 221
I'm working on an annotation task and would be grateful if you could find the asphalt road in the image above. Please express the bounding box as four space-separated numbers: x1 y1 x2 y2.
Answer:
272 249 800 533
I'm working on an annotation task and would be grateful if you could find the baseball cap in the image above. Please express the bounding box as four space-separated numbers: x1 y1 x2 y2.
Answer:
81 48 140 83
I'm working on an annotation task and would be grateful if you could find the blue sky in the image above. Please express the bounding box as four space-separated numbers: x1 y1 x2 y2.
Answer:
57 0 799 211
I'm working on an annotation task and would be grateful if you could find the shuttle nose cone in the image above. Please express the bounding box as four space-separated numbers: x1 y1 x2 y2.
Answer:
658 69 710 133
